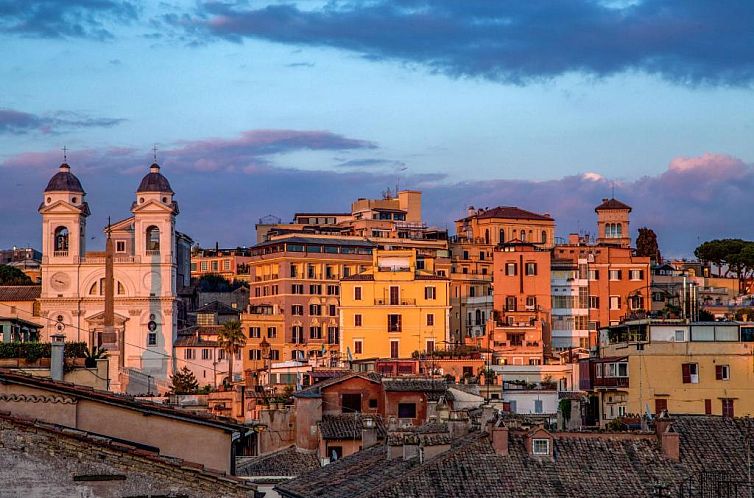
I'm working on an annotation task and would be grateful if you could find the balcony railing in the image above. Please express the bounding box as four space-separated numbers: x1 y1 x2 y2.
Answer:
146 249 161 256
53 251 68 257
375 298 416 306
593 376 629 388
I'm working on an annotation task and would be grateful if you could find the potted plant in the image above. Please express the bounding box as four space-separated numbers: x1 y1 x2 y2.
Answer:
84 346 108 368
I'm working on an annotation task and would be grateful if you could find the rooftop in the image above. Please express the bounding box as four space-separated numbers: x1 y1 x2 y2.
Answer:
595 197 632 212
136 163 174 193
236 445 319 477
458 206 553 222
0 285 41 301
44 163 84 193
320 414 387 440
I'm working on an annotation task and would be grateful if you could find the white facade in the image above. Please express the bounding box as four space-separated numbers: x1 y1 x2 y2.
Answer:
551 258 590 350
503 389 559 415
39 163 189 390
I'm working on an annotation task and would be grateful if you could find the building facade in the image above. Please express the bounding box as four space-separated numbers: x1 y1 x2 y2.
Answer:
38 162 191 389
340 250 450 360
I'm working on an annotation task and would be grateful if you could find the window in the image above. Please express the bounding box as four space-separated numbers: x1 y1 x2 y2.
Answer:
146 225 160 253
525 296 537 310
463 250 469 260
269 350 280 361
534 399 543 414
292 284 304 294
292 326 305 344
705 399 712 415
147 333 157 346
200 261 208 271
223 260 231 271
309 284 322 295
355 314 363 327
254 287 261 298
505 296 516 311
722 398 735 418
327 285 339 296
388 314 402 332
588 269 600 280
211 261 219 272
292 305 303 315
532 439 550 455
354 340 363 354
609 296 621 310
309 304 322 316
342 393 361 413
354 287 362 300
426 340 435 353
218 349 226 360
424 286 436 300
427 313 434 326
53 226 69 253
716 364 730 381
541 231 547 244
327 326 339 344
609 269 622 281
525 262 537 276
589 296 600 309
389 286 400 305
655 399 668 415
368 398 378 409
309 326 322 340
499 229 505 244
307 264 315 278
629 269 644 280
674 330 685 342
390 340 399 359
682 363 699 384
115 240 126 253
505 263 517 276
398 403 417 419
267 327 277 339
201 349 212 360
629 295 644 310
290 264 298 278
249 327 261 338
328 304 337 316
184 349 195 360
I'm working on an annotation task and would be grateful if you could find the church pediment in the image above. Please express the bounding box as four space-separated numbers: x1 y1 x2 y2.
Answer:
85 310 130 325
38 199 89 216
130 199 178 215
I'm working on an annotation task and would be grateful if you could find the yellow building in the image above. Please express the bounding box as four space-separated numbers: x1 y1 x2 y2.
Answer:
340 250 450 360
581 320 754 425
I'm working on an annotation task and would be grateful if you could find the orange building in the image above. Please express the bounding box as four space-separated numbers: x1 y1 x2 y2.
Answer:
191 247 253 282
553 198 651 345
468 242 552 365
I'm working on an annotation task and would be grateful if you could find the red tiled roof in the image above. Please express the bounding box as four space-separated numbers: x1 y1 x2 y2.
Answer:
458 206 553 222
595 197 632 212
0 285 41 301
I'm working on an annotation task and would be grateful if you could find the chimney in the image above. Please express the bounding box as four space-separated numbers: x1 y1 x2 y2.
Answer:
361 416 378 449
50 333 65 381
447 411 470 439
491 425 509 456
467 206 476 217
655 414 672 439
660 424 680 462
602 198 609 203
480 404 497 433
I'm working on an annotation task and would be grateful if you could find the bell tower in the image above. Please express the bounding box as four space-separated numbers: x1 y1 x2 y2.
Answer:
595 197 631 248
132 163 178 262
39 162 90 265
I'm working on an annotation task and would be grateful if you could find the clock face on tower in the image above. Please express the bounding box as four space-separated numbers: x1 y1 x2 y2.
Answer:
50 272 71 291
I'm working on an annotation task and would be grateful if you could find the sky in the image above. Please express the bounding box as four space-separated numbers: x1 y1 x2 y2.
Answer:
2 0 754 257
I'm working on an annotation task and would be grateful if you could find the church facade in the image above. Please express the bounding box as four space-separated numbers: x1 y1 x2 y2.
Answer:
39 162 192 390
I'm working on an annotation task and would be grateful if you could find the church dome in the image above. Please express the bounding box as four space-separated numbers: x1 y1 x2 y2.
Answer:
137 163 174 193
44 163 85 193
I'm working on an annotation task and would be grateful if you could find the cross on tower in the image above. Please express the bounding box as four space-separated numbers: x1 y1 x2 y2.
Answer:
152 144 158 163
62 145 67 162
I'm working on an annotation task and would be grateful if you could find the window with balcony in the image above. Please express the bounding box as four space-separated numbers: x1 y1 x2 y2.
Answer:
389 286 400 305
508 333 523 346
505 296 517 312
525 296 537 310
390 340 399 358
629 295 644 310
388 314 402 332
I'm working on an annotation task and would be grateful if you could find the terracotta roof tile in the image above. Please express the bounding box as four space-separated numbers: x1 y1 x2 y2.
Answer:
0 285 41 301
236 445 320 477
320 414 387 440
595 197 632 212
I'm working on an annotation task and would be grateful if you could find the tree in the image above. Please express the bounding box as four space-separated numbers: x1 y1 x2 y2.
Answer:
217 320 246 386
194 274 248 292
694 239 754 293
0 265 33 285
635 227 662 263
170 366 199 394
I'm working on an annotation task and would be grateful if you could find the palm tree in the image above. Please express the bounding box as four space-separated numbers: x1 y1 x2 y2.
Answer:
217 319 246 387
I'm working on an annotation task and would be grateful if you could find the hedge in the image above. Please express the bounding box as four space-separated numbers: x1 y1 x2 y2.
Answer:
0 342 88 361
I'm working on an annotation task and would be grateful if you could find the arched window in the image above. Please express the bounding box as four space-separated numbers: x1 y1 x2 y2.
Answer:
541 231 547 244
54 226 69 254
484 229 490 245
499 229 505 244
520 230 526 242
616 223 623 238
146 226 160 253
475 309 481 325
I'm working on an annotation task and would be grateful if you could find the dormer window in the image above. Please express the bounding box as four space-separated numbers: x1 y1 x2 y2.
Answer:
532 439 550 455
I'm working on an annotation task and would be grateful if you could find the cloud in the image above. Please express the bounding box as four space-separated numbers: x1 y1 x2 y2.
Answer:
0 108 125 135
1 137 752 258
180 0 754 86
286 62 315 68
336 158 406 169
0 1 138 40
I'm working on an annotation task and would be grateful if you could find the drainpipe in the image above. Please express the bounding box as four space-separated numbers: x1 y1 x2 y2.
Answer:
51 333 65 381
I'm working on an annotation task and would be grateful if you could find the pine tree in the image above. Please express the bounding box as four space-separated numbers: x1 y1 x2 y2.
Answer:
170 366 199 394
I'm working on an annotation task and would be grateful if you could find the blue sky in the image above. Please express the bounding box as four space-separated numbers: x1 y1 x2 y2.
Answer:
2 1 754 256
